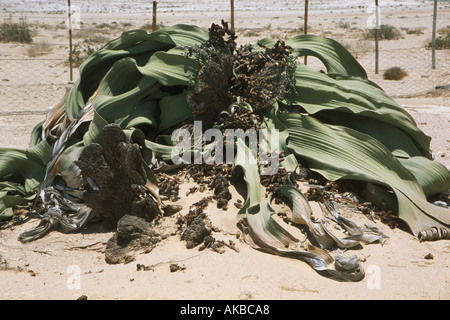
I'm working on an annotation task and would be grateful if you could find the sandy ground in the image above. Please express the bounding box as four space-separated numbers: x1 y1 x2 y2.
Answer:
0 4 449 300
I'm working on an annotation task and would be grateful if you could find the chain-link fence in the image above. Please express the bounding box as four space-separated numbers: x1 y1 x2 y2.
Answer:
328 7 450 98
0 12 75 118
0 0 449 119
0 58 72 113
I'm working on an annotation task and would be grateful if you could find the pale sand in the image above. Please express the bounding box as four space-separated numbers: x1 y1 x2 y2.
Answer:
0 5 449 300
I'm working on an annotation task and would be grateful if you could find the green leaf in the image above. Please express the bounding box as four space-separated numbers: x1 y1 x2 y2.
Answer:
234 139 365 281
398 156 450 197
28 120 45 148
256 37 278 50
77 30 175 101
138 47 200 87
262 105 299 172
152 24 209 47
0 148 45 192
0 181 33 220
280 113 449 239
91 57 161 122
0 192 30 220
286 34 367 78
283 64 431 155
83 110 108 146
315 110 424 158
117 99 159 131
0 149 43 218
64 29 177 119
144 139 175 162
158 92 192 133
26 138 53 166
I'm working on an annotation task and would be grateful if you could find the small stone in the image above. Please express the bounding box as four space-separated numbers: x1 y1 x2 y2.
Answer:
169 263 186 272
424 253 434 260
181 213 211 249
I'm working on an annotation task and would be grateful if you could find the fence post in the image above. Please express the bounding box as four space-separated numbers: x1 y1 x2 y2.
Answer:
304 0 308 65
68 0 73 82
230 0 235 32
152 1 158 31
375 0 379 74
431 0 437 69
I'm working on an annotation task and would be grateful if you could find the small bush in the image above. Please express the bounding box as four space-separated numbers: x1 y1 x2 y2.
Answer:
71 38 106 67
437 26 450 34
26 40 53 57
383 67 408 81
244 30 260 37
140 23 153 30
365 24 402 40
404 27 424 35
0 22 33 43
425 33 450 50
342 40 373 59
96 23 113 29
337 19 350 29
140 23 164 31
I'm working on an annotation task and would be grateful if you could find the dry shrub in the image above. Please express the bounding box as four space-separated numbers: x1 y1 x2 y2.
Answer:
337 19 350 29
71 38 107 67
26 40 53 57
365 24 402 40
404 27 424 35
425 33 450 50
383 67 408 81
342 40 373 59
0 22 33 43
437 26 450 34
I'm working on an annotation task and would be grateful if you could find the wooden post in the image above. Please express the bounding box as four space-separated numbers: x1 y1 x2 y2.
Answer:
68 0 73 82
230 0 235 32
152 1 158 32
431 0 437 69
375 0 379 74
304 0 308 65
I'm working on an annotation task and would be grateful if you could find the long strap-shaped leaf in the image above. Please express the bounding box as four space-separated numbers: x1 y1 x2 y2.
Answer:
65 30 176 119
279 113 450 240
282 64 431 156
0 148 45 193
56 24 206 122
49 45 199 173
285 34 367 78
312 110 425 159
0 149 45 220
0 182 33 220
258 34 366 78
0 25 207 225
235 139 365 281
152 24 209 47
262 105 299 172
398 156 450 197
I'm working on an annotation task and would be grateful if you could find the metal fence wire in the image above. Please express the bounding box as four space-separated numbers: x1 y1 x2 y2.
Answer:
0 1 449 118
0 58 72 113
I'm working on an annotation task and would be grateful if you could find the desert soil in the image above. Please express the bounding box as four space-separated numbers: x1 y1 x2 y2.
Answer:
0 3 449 300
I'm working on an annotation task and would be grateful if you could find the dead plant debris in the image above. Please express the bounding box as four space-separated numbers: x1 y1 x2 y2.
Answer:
169 263 186 272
